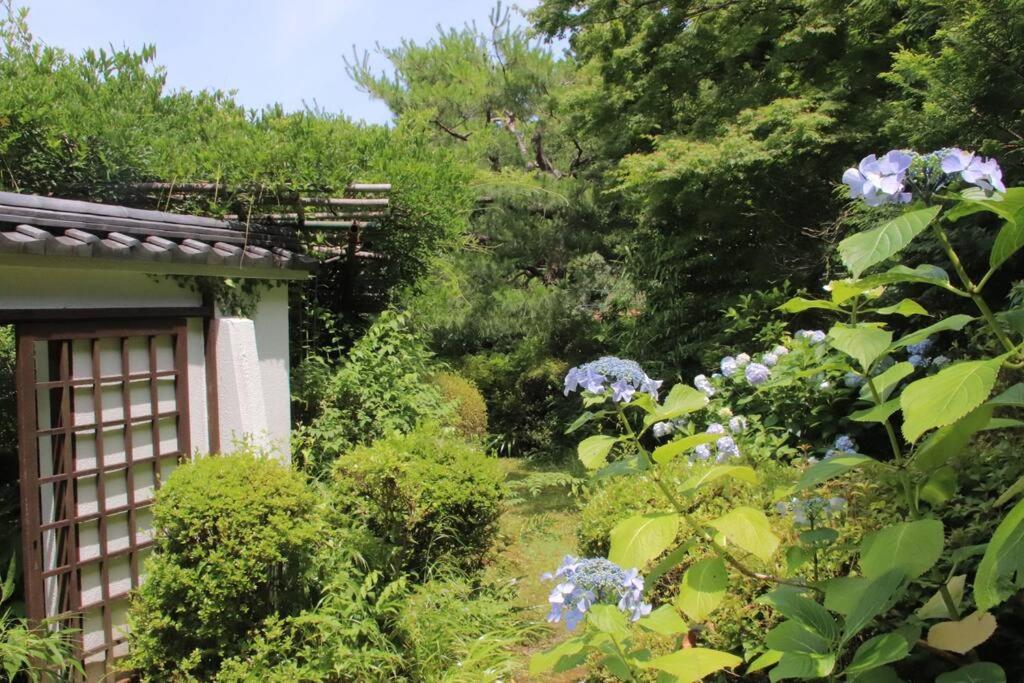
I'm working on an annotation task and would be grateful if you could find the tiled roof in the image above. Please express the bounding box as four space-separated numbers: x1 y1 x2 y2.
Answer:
0 191 316 272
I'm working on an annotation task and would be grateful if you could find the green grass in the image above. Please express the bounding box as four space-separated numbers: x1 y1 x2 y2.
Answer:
488 458 588 681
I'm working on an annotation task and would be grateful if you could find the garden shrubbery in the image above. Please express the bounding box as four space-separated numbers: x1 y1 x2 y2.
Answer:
331 425 505 576
432 372 488 440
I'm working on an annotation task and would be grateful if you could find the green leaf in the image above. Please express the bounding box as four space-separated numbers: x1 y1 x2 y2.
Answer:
983 417 1024 431
947 187 1024 222
989 382 1024 408
892 314 975 351
566 410 610 434
838 206 942 278
639 604 689 636
579 434 621 470
990 217 1024 271
851 665 905 683
857 263 952 290
974 497 1024 610
588 604 629 638
900 357 1003 442
859 362 915 402
796 454 875 490
609 513 680 569
850 398 901 423
640 648 742 681
645 384 709 425
778 297 843 314
844 633 910 677
824 576 869 616
828 323 893 372
872 298 930 317
912 405 993 473
800 528 839 546
841 571 906 644
680 464 758 493
765 620 830 655
747 650 783 673
529 633 592 674
935 662 1006 683
676 556 727 622
708 506 779 562
917 575 966 620
860 519 945 580
769 652 836 681
759 587 839 642
919 466 958 507
994 473 1024 507
651 433 719 465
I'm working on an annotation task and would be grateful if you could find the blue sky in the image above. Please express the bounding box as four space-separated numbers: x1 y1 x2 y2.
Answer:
22 0 546 124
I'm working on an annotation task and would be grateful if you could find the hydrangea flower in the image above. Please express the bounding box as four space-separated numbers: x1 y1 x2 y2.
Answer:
706 422 725 435
775 496 847 527
907 339 934 356
728 416 748 434
762 352 779 367
652 421 675 439
941 148 1006 194
908 354 929 369
796 329 827 345
745 362 771 386
735 353 751 367
843 151 914 206
720 356 738 378
564 357 661 401
932 355 951 368
843 371 865 388
542 556 652 630
834 435 857 453
773 345 790 356
716 436 740 461
692 444 712 461
717 406 733 418
694 374 715 397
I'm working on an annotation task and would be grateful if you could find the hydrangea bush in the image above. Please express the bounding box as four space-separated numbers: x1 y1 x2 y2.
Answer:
532 148 1024 681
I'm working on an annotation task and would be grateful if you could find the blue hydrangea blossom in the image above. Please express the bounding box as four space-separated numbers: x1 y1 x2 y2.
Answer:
745 362 771 386
694 374 715 397
542 556 652 630
942 148 1006 194
564 357 662 402
796 329 827 345
762 352 779 367
842 151 914 206
843 371 865 388
775 496 847 526
720 356 738 377
728 416 748 434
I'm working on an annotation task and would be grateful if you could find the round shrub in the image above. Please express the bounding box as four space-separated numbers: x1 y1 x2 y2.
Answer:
128 451 321 679
331 425 505 576
433 372 488 440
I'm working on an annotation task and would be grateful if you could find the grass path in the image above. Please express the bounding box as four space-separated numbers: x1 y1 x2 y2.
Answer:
487 458 586 682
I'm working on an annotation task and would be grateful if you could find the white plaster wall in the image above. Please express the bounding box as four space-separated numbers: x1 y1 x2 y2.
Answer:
0 265 200 309
250 284 292 462
186 317 210 455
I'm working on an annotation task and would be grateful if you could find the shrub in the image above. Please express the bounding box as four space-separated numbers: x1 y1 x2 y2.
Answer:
128 451 321 679
0 325 14 457
394 574 543 682
293 310 448 478
331 425 505 576
433 372 488 440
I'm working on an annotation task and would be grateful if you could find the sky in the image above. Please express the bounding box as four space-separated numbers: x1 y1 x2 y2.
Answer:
20 0 547 125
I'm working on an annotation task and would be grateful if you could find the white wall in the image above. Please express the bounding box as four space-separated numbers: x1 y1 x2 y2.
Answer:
251 283 292 461
0 265 201 309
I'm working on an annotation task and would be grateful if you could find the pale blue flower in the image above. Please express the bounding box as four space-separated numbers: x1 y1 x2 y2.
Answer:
694 374 715 397
763 352 779 367
796 330 827 345
728 416 747 434
843 151 914 206
908 354 929 369
745 362 771 386
773 345 790 356
735 353 751 367
706 422 725 435
776 496 846 527
611 378 637 403
652 421 675 439
941 148 1006 194
542 556 651 630
565 357 661 399
843 371 865 388
932 355 951 368
716 436 740 460
720 356 738 377
907 339 934 356
692 444 712 461
834 435 857 453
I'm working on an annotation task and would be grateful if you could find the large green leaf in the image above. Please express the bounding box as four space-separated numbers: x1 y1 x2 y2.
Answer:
640 647 742 681
645 384 709 426
917 575 966 620
529 633 593 674
989 382 1024 408
841 571 906 644
856 263 952 290
990 217 1024 271
828 323 893 372
778 297 843 314
912 405 993 473
578 434 621 470
872 298 929 317
765 620 831 655
644 540 696 591
609 512 680 569
946 187 1024 223
850 398 901 423
935 662 1006 683
900 358 1003 442
860 519 945 580
652 432 719 465
839 206 942 277
708 506 779 562
796 454 875 490
824 576 870 616
758 587 840 642
859 362 915 402
974 498 1024 610
588 604 629 638
680 464 758 493
638 604 689 636
994 473 1024 507
891 314 975 351
769 653 836 682
676 556 727 622
844 633 911 677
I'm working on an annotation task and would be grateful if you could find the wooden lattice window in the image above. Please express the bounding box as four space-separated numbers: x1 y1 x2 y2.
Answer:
16 319 191 678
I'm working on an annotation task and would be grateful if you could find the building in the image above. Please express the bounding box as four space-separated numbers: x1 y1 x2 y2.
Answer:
0 191 315 679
